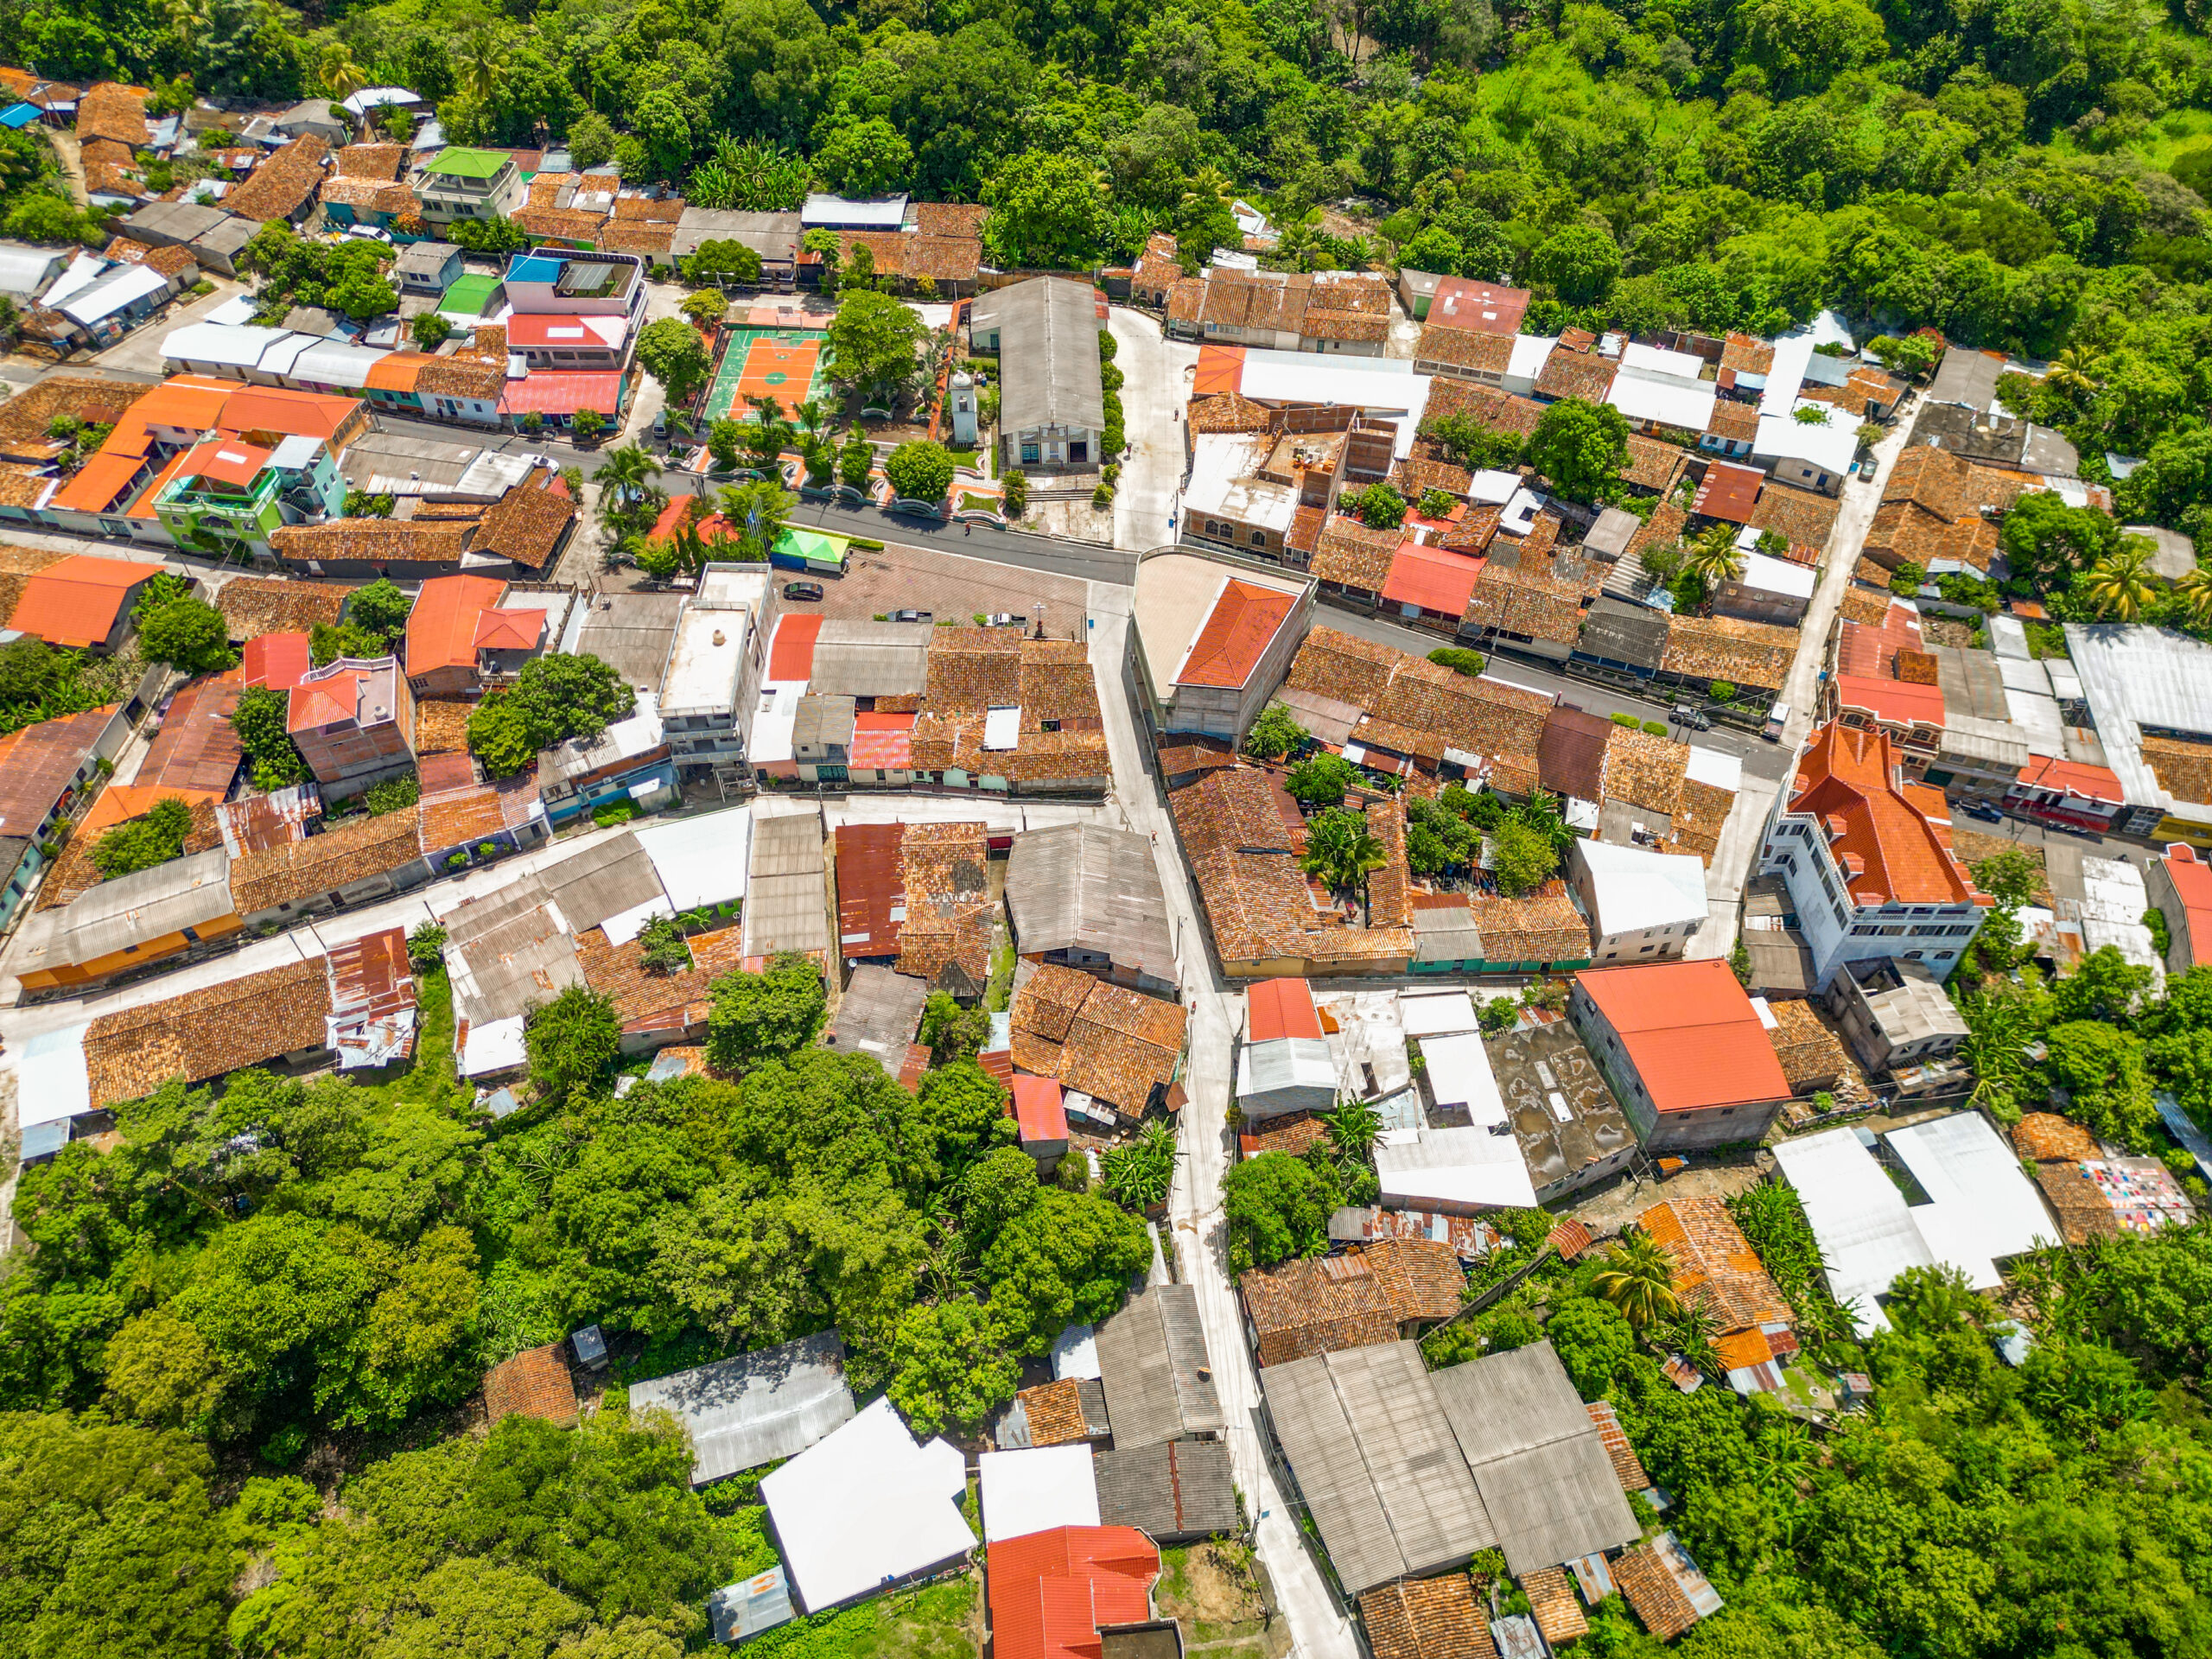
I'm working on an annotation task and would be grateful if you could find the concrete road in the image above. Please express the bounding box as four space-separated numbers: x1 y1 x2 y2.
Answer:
1085 585 1362 1659
1108 309 1194 552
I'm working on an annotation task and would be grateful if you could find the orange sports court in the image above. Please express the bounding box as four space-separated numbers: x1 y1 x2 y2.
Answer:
704 319 830 423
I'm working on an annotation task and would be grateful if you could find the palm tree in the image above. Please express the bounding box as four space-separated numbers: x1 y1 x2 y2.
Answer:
165 0 213 57
1299 810 1387 914
1324 1098 1382 1164
1681 521 1746 588
2176 564 2212 632
461 31 503 107
1179 165 1235 215
597 443 658 505
2045 346 2101 398
792 398 833 446
746 395 794 468
319 43 367 99
1592 1227 1681 1332
2081 542 2158 621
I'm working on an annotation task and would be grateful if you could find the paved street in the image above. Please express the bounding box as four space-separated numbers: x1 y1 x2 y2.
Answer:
1084 586 1360 1659
1108 309 1196 551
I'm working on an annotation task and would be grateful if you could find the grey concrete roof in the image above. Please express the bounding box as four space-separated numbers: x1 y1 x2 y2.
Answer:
563 590 684 693
1003 823 1174 985
1429 1340 1640 1575
1925 346 2003 412
1094 1440 1241 1541
629 1330 855 1485
1575 597 1667 671
1262 1341 1494 1595
2126 524 2198 581
1095 1283 1224 1447
1583 508 1640 560
824 962 927 1064
671 207 802 262
974 276 1104 436
1490 1020 1630 1193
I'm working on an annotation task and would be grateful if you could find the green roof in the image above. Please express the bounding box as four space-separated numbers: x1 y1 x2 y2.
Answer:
775 527 848 566
440 272 500 316
426 148 511 180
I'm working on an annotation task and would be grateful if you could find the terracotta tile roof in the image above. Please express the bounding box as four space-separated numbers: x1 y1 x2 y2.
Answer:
1359 1575 1497 1659
1640 1196 1792 1332
1703 400 1759 443
84 957 333 1107
76 82 149 148
273 517 474 568
421 768 541 852
1014 1378 1096 1446
1468 890 1587 962
1364 799 1412 928
1287 625 1552 783
1415 323 1513 374
1014 961 1096 1042
334 143 405 180
1667 773 1736 864
1719 334 1773 375
910 201 987 238
1310 515 1402 591
895 819 995 991
1185 391 1274 435
416 697 475 755
230 805 423 914
842 230 980 283
1198 270 1311 334
1659 613 1798 691
1534 348 1614 404
1789 721 1975 905
1178 581 1296 690
1462 540 1601 645
482 1342 579 1427
576 921 737 1033
1238 1111 1329 1157
226 136 330 222
2142 734 2212 804
1287 504 1326 556
1622 433 1689 492
1746 481 1840 558
1172 766 1412 969
320 175 416 216
613 193 686 222
1395 450 1473 499
1421 378 1545 438
1764 996 1845 1090
925 627 1022 709
1304 307 1389 343
2015 1110 2100 1162
513 205 610 243
1238 1252 1401 1367
1587 1400 1649 1489
1614 1541 1700 1640
143 675 244 794
1835 584 1894 627
595 222 675 256
1626 501 1688 566
1574 959 1790 1115
1602 724 1688 814
216 575 356 639
477 470 578 569
1521 1567 1587 1647
1860 446 2031 574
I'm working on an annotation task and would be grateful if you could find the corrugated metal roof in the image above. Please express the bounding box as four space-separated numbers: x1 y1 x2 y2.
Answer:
1092 1440 1241 1541
629 1330 856 1485
1262 1351 1406 1595
746 809 830 957
1003 823 1175 985
1094 1283 1224 1448
835 821 906 955
13 844 232 974
1428 1340 1640 1575
1325 1342 1493 1570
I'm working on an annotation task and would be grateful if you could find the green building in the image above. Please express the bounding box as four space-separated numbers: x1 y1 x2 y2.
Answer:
155 433 346 564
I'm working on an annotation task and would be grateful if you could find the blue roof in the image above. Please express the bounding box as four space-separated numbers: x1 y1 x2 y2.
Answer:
508 254 563 284
0 104 41 129
19 1120 68 1162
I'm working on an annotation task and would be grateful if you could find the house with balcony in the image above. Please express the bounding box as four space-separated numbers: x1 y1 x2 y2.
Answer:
289 655 417 799
1757 721 1990 989
153 432 345 563
416 147 524 226
661 563 777 791
501 249 645 321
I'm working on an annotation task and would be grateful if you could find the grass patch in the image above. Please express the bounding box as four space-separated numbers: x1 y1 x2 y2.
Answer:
957 492 997 512
984 942 1016 1012
743 1575 978 1659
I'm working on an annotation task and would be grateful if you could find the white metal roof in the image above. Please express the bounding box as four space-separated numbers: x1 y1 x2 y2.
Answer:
2064 622 2212 815
1506 334 1556 384
800 192 908 229
1620 341 1705 381
60 262 168 325
1754 408 1858 474
269 433 323 471
1420 1033 1506 1121
1758 334 1816 414
978 1445 1101 1542
1237 1036 1340 1109
16 1023 91 1128
460 1013 526 1077
1052 1322 1100 1379
982 705 1021 752
1885 1112 2062 1263
164 319 295 369
762 1397 976 1613
293 340 391 389
38 251 108 309
0 240 65 300
1469 469 1520 504
1770 1128 1929 1334
1398 989 1479 1036
340 86 418 113
636 807 751 911
1376 1124 1537 1211
1737 551 1815 600
1605 364 1715 432
1685 745 1742 791
1573 838 1707 936
1183 432 1296 531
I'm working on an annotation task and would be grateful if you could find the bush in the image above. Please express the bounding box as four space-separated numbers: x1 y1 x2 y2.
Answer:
1090 482 1113 509
1888 561 1926 596
1001 470 1028 518
885 441 955 504
363 772 419 816
1610 711 1640 728
2145 906 2173 957
1642 721 1669 736
1286 752 1359 805
1708 680 1738 703
592 799 642 827
90 797 193 879
1245 701 1307 760
1427 647 1485 676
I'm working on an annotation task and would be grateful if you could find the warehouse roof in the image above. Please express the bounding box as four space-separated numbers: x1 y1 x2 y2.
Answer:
1428 1340 1641 1574
974 276 1104 437
1003 823 1174 985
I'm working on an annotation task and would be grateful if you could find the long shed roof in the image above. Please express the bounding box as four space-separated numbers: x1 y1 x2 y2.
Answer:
1003 823 1174 984
628 1330 855 1486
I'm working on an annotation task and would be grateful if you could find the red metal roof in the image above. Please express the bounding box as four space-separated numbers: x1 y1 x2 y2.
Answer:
988 1528 1159 1659
474 607 547 652
2015 754 2124 805
8 554 163 648
835 821 906 955
1379 543 1484 616
769 613 822 681
1247 977 1321 1042
219 386 359 442
405 573 507 678
2164 844 2212 967
1573 959 1790 1116
1832 673 1943 728
495 371 625 417
243 630 311 691
504 313 624 348
1691 462 1763 524
1175 580 1297 689
1789 721 1974 906
1013 1073 1068 1142
1426 277 1531 336
178 437 270 489
849 709 914 770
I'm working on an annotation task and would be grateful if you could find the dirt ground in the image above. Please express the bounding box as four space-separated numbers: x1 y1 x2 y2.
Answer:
800 541 1090 636
1156 1544 1290 1659
1025 495 1116 544
1563 1158 1769 1234
1951 825 2055 907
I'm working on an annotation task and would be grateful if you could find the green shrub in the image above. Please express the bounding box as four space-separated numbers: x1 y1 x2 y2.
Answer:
1427 646 1485 676
1610 711 1640 728
1642 721 1669 736
592 799 642 827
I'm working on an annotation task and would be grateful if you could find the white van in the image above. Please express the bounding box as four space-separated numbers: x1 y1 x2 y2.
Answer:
1763 700 1790 741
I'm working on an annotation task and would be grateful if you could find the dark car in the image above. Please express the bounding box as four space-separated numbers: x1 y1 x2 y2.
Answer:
890 608 932 623
783 582 824 601
1961 801 2006 824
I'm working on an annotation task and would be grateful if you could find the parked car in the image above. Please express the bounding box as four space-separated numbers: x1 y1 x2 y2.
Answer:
1672 703 1712 731
1961 801 2006 824
984 612 1027 627
1763 699 1790 741
783 582 824 601
890 608 932 623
